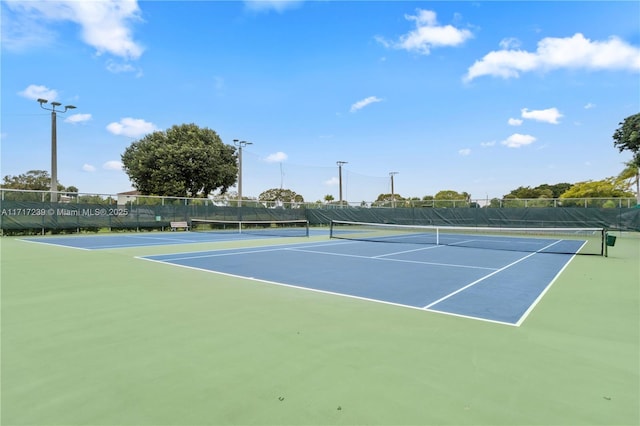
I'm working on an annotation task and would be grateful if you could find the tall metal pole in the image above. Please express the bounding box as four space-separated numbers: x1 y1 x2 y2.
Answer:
389 172 398 208
337 161 347 207
51 109 57 202
37 99 76 203
234 139 252 207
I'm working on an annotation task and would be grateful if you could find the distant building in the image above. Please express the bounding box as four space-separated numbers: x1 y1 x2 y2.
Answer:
117 190 140 205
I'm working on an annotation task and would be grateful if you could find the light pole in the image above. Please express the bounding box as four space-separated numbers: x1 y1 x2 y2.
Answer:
37 98 76 203
389 172 398 208
234 139 252 207
337 161 348 207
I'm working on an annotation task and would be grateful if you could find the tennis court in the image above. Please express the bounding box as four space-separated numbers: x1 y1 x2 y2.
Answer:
140 235 580 326
21 220 319 249
2 224 638 425
23 221 606 325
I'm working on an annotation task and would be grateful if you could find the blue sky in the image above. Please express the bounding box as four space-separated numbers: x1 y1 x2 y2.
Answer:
1 0 639 203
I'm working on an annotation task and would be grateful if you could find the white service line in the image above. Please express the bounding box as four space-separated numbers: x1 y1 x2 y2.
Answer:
423 239 564 309
286 247 497 270
372 244 442 258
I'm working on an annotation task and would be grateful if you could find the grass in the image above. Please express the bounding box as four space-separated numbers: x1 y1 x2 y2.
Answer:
1 232 638 425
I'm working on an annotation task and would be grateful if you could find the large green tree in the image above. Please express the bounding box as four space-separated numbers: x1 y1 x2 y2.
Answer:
559 177 633 202
435 190 470 200
373 193 404 207
121 123 237 197
1 169 75 192
375 193 404 201
258 188 304 203
619 160 639 203
433 190 471 207
613 113 640 166
504 183 572 199
612 114 640 202
2 170 51 190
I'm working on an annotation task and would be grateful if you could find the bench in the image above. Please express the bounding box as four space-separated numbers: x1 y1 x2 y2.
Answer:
170 221 190 231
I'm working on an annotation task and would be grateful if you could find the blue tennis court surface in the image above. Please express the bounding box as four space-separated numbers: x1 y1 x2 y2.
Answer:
21 229 326 250
141 239 578 326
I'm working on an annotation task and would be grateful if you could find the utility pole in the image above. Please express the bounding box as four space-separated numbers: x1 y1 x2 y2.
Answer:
37 99 76 203
337 161 348 207
389 172 398 208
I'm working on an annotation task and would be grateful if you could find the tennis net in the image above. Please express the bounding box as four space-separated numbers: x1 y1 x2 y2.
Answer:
191 219 309 237
329 220 608 255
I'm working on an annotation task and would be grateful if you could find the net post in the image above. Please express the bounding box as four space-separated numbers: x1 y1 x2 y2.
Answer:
603 228 608 257
329 220 335 239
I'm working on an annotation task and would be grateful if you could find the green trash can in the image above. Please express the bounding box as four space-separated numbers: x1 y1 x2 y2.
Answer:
606 234 617 247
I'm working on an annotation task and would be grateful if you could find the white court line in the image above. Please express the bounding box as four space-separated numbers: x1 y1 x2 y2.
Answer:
143 240 357 262
446 239 483 246
147 240 497 271
423 239 564 310
138 256 516 326
156 246 292 261
286 247 497 271
514 250 579 326
125 235 200 242
20 234 207 250
18 238 92 251
138 237 580 326
372 244 442 258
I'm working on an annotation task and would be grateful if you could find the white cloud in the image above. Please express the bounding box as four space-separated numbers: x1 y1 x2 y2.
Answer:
65 113 92 124
106 60 143 77
464 33 640 82
103 161 123 170
4 0 144 60
584 102 596 109
480 141 496 147
1 5 55 52
244 0 303 13
82 164 96 172
377 9 473 55
508 118 523 126
264 152 288 163
458 148 471 156
502 133 536 148
499 37 521 50
350 96 382 113
106 117 157 138
521 107 563 124
324 176 339 186
18 84 58 101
